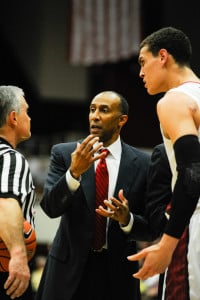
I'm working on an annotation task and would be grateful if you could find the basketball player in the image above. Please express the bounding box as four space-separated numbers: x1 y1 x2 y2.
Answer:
128 27 200 299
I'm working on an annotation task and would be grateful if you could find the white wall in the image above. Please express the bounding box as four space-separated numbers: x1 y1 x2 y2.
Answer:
34 202 60 245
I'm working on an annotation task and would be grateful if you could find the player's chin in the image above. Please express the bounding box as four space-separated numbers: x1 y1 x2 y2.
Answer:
147 88 155 95
147 86 161 95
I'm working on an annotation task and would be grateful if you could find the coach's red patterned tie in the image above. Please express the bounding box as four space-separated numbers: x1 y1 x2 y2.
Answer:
92 149 109 250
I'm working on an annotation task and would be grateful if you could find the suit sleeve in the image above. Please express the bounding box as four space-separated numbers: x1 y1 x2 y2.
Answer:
130 144 172 241
145 144 172 238
40 144 75 218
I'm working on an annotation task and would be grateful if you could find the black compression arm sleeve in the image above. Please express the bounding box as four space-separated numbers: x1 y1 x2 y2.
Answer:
165 134 200 238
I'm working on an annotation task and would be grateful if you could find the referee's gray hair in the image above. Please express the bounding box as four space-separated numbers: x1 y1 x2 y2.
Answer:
0 85 25 127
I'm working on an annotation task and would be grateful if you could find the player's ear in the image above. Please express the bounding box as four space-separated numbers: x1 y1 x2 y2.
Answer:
159 48 168 64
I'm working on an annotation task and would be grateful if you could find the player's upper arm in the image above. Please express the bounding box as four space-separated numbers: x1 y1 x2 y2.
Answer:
157 92 198 143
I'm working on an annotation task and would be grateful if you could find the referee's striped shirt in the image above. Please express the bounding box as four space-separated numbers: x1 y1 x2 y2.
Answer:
0 138 36 227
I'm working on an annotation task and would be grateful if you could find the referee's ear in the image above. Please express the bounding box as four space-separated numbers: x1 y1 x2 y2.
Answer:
7 111 17 126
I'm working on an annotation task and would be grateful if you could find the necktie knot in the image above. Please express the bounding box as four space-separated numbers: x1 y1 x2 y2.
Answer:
99 148 109 157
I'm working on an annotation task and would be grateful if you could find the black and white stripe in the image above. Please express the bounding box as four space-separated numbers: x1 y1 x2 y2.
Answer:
0 142 36 227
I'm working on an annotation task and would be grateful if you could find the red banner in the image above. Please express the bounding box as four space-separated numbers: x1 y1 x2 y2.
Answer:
68 0 141 65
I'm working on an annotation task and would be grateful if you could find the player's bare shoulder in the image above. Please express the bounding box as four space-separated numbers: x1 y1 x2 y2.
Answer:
192 101 200 129
156 93 174 117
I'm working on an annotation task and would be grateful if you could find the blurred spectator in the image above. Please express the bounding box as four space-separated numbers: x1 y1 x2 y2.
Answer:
137 241 159 299
141 275 159 300
31 255 46 294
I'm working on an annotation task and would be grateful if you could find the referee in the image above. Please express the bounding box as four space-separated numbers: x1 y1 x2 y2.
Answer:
0 85 36 300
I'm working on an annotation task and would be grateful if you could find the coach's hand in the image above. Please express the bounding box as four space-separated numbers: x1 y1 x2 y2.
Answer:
70 134 104 179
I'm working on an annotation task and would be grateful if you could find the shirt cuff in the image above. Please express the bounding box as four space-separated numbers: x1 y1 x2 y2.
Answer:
66 169 81 192
120 212 134 234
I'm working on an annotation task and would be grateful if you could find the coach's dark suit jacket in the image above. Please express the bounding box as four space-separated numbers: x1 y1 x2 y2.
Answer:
131 143 172 241
36 140 150 300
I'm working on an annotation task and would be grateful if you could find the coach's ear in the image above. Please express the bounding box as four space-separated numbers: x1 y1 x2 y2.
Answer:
118 114 128 129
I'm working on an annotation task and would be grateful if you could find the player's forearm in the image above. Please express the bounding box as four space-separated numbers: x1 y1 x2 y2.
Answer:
159 233 179 253
165 135 200 238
